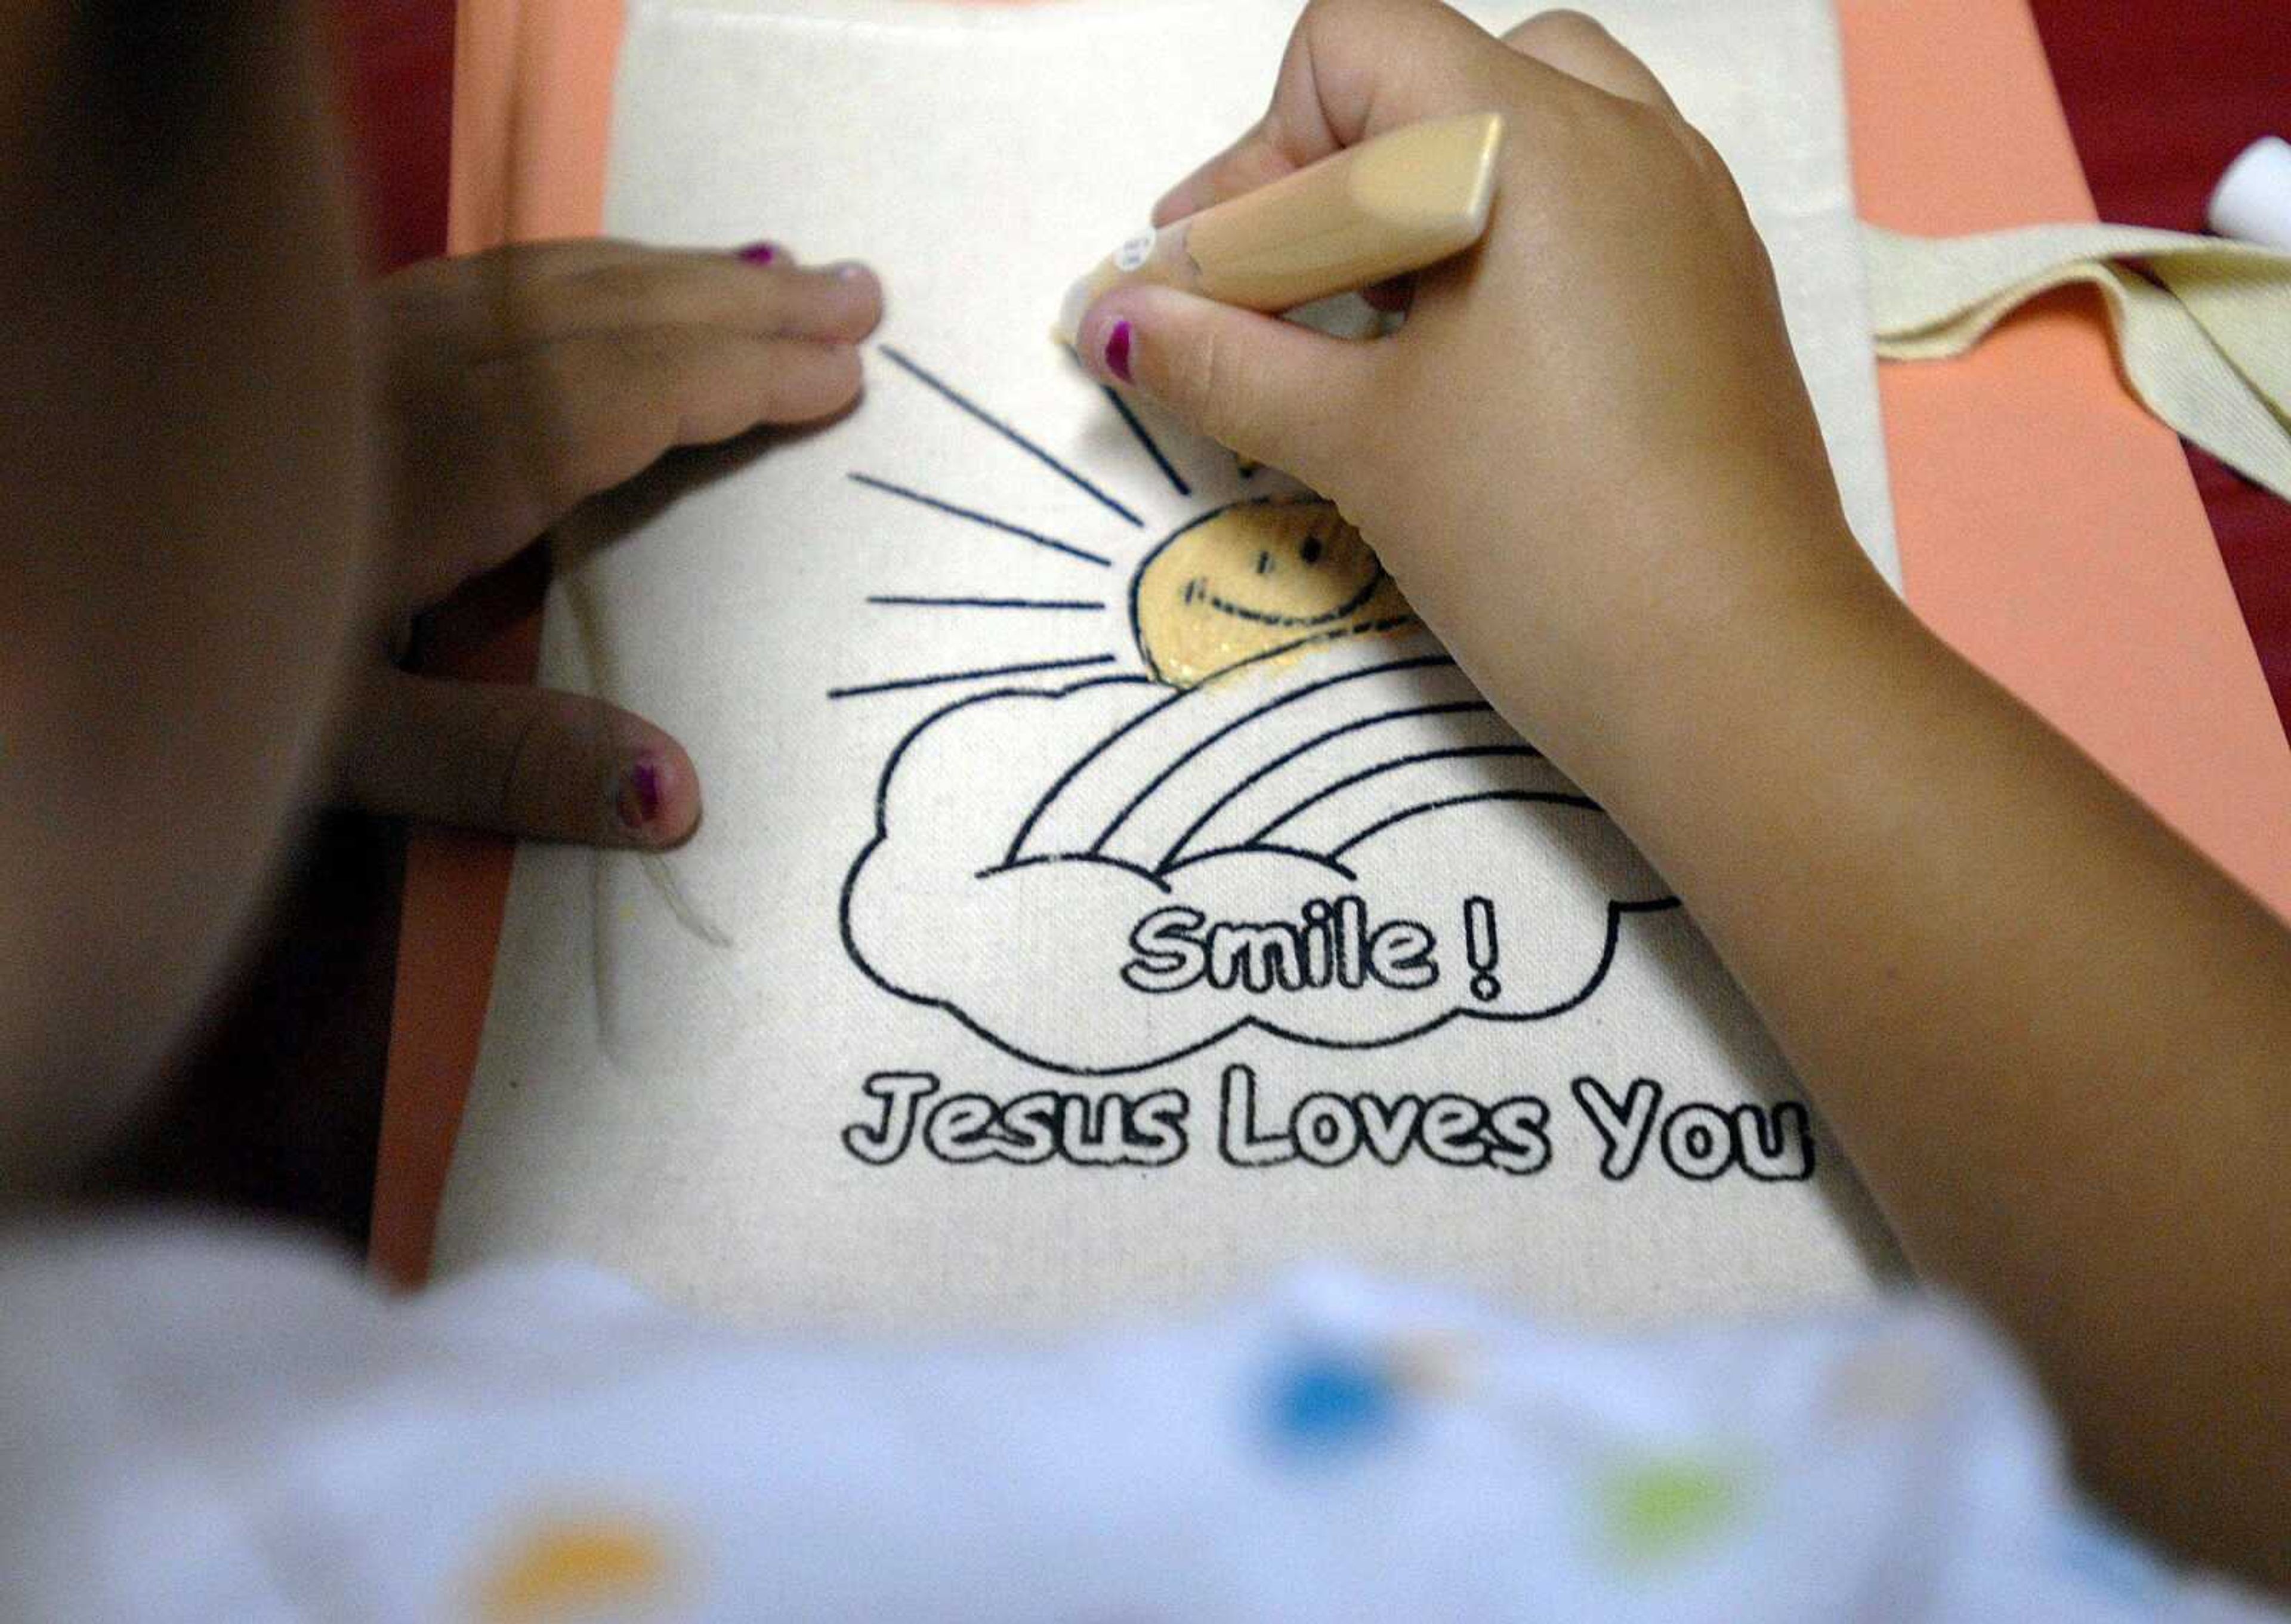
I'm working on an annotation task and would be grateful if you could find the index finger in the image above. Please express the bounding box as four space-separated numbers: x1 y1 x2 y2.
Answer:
1151 0 1692 227
1499 10 1681 115
1150 0 1526 225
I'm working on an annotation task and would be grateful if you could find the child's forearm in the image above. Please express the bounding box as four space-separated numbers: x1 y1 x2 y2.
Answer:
1068 0 2287 1580
1563 530 2291 1584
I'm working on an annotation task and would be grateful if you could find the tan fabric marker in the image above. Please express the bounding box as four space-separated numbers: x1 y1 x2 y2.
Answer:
1054 110 1506 342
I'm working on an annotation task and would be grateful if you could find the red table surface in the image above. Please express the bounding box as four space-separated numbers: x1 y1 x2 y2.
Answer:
2026 0 2291 737
95 0 2286 1246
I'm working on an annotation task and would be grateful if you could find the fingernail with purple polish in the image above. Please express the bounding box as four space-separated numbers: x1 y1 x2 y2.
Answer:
737 240 779 266
616 755 665 832
1104 319 1134 384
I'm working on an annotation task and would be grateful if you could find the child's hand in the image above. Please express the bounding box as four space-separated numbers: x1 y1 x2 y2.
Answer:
1073 0 1887 785
339 240 883 845
1079 2 2291 1584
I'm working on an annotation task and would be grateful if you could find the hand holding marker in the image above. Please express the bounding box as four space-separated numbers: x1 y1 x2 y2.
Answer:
1054 110 1507 369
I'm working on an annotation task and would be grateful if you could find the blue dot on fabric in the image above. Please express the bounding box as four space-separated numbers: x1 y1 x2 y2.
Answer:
1263 1350 1398 1458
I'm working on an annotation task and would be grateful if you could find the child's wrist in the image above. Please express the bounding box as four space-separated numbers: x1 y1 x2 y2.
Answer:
1568 545 1929 833
1373 487 1913 819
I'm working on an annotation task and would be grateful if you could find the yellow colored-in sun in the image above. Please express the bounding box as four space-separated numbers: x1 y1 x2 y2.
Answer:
1130 499 1416 688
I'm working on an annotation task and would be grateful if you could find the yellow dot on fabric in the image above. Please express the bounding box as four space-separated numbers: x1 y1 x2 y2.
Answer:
471 1515 677 1623
1598 1456 1747 1567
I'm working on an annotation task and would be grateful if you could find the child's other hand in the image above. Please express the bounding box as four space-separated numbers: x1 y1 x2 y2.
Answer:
1073 0 1887 783
340 240 884 845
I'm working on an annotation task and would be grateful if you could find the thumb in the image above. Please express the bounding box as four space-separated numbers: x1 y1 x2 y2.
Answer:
338 666 702 847
1072 283 1378 495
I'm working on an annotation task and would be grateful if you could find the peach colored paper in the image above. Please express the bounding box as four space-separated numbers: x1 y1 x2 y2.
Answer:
1844 1 2291 911
446 0 626 252
372 1 626 1287
373 0 2291 1285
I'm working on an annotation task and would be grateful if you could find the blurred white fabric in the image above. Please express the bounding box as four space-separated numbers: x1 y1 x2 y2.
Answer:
6 1220 2284 1623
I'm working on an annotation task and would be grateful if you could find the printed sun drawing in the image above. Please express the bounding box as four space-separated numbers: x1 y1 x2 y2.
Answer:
833 347 1678 1077
826 345 1419 702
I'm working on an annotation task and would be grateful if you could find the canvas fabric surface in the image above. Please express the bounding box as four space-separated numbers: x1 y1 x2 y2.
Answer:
436 0 1906 1330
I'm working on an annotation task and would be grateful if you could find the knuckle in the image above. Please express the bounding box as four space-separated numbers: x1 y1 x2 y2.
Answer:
766 338 859 420
487 703 597 836
564 260 679 328
1173 321 1241 445
1512 7 1607 45
592 326 695 414
474 353 578 524
484 703 554 830
760 276 830 333
1635 109 1734 201
1610 94 1676 146
1303 0 1411 48
1545 87 1670 170
523 338 680 507
1678 122 1734 181
822 340 866 396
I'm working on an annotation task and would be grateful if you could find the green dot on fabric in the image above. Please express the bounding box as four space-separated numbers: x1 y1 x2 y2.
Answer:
1600 1455 1746 1567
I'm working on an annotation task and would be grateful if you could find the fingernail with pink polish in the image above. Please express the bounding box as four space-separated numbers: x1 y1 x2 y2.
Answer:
616 755 665 833
1104 318 1134 384
737 240 780 266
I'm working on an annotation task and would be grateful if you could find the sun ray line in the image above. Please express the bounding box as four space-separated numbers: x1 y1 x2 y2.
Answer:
878 345 1145 526
848 473 1113 567
1103 385 1191 496
827 654 1117 700
866 595 1107 611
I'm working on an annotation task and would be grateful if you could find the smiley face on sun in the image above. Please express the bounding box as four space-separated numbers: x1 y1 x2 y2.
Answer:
1130 499 1418 688
830 348 1421 705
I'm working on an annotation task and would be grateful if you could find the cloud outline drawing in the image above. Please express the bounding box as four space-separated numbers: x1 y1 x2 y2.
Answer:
839 642 1680 1077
